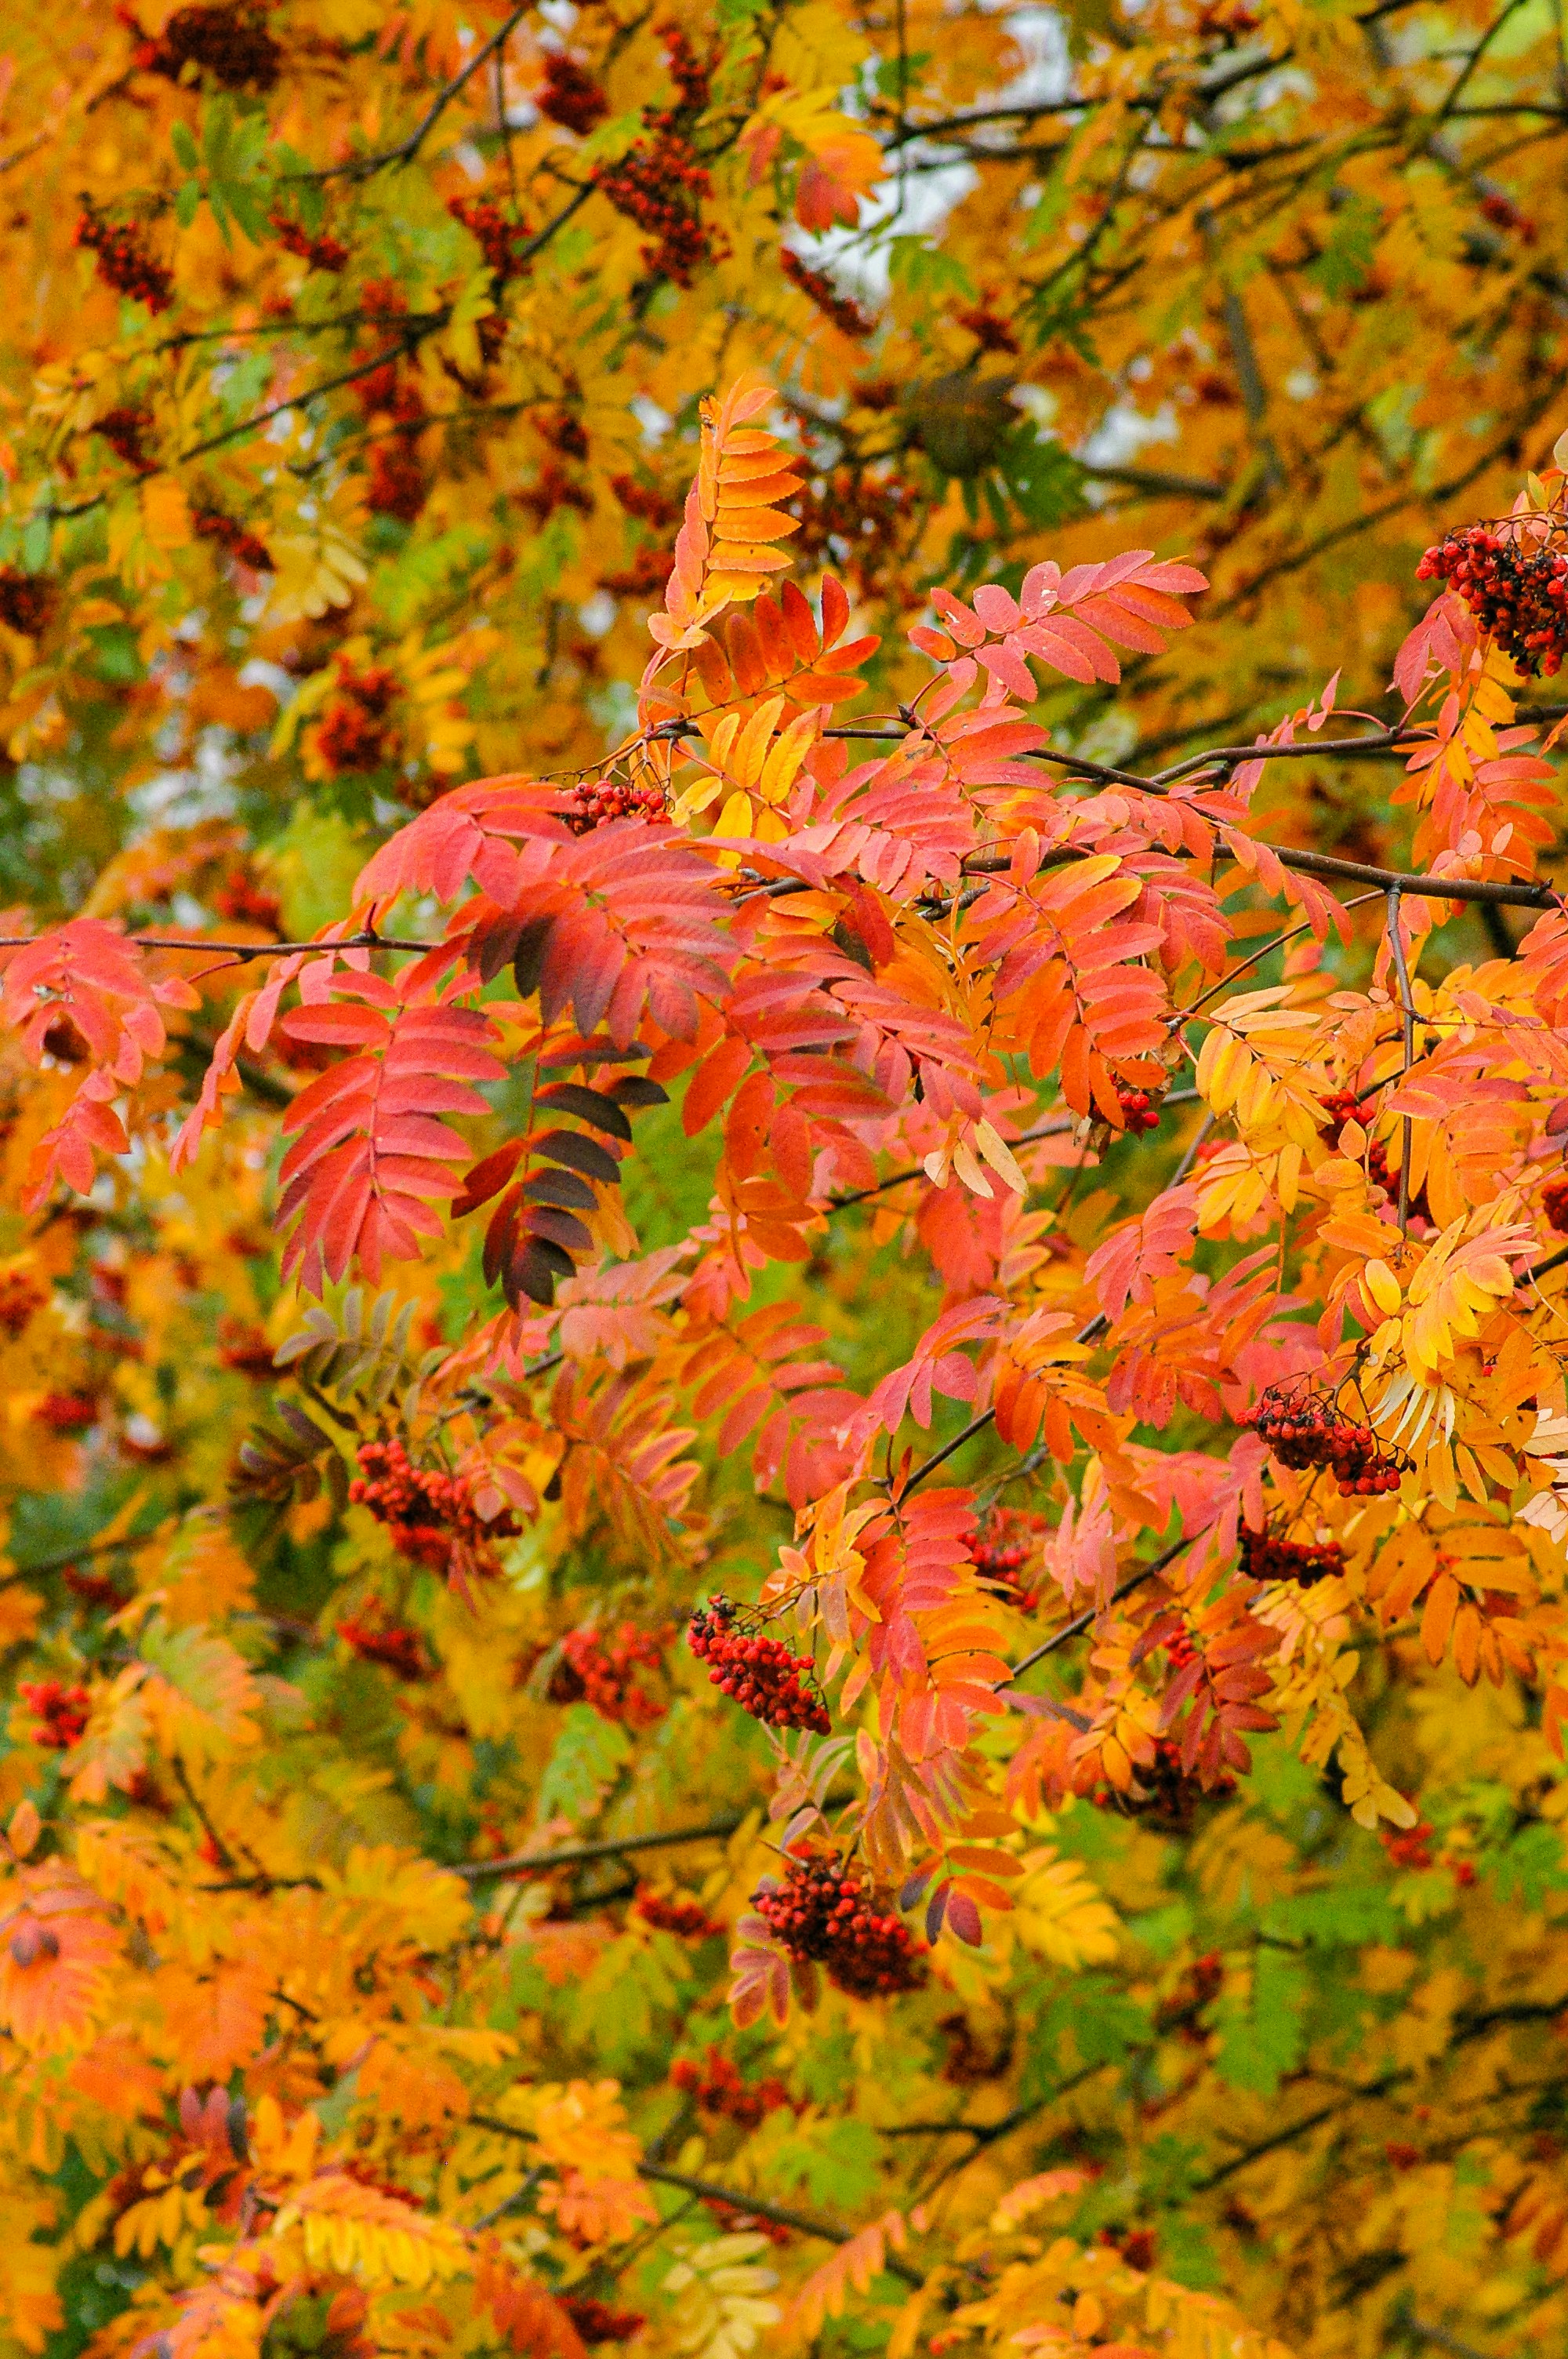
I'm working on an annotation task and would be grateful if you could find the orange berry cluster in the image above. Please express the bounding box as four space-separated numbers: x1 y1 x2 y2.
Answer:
687 1597 831 1733
537 52 609 136
562 777 670 834
1544 1176 1568 1234
633 1887 722 1939
1239 1527 1345 1587
19 1680 89 1750
1244 1380 1409 1496
781 249 873 340
315 663 398 778
671 2044 793 2128
269 210 349 273
971 1509 1044 1612
349 1439 517 1571
76 204 174 313
1417 523 1568 678
337 1616 428 1681
193 507 273 572
1116 1082 1161 1135
753 1853 926 1998
547 1623 669 1727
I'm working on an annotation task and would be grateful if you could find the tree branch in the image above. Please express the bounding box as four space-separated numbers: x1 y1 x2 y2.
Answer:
454 1811 753 1881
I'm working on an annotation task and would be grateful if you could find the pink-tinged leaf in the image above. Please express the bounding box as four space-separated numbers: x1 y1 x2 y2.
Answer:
946 1889 982 1945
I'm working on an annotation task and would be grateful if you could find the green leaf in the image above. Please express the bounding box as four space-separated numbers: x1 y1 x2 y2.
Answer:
172 119 200 173
764 2117 884 2208
535 1703 631 1823
1262 1885 1398 1947
887 238 975 300
1214 1948 1309 2097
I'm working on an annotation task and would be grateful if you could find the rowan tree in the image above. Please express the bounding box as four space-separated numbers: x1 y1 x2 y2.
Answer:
1 7 1568 2359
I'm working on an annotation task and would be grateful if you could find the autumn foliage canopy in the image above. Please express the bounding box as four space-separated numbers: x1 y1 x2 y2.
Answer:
5 4 1568 2359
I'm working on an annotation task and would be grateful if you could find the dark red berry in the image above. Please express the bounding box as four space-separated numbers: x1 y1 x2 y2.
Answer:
688 1598 830 1734
349 1439 517 1572
1417 519 1568 679
1238 1527 1345 1587
753 1852 925 1998
547 1623 670 1728
19 1679 89 1749
562 777 670 834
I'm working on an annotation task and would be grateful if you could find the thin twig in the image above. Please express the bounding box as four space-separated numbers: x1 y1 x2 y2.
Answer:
1012 1535 1194 1678
454 1811 753 1881
637 2165 924 2281
292 3 534 180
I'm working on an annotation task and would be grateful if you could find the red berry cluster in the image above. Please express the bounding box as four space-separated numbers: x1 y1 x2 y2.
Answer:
212 868 281 932
366 441 428 523
131 3 282 89
971 1508 1044 1611
65 1561 130 1609
1152 1948 1223 2034
687 1597 831 1733
215 1318 279 1376
193 506 274 572
76 203 174 313
537 52 609 136
633 1887 722 1939
1102 1737 1236 1832
1381 1819 1434 1870
753 1853 926 1999
671 2044 793 2128
447 195 532 285
338 1615 428 1681
1479 190 1535 241
598 548 670 599
315 663 399 778
1116 1083 1161 1135
33 1390 100 1433
1544 1176 1568 1234
597 134 717 287
547 1623 670 1727
349 1439 517 1571
0 569 55 637
562 777 670 834
652 20 713 115
269 211 349 273
0 1268 46 1339
784 464 921 602
1416 522 1568 678
94 405 154 472
780 249 873 340
20 1680 89 1750
610 474 681 529
1246 1379 1409 1496
1240 1526 1345 1586
955 302 1022 357
561 2299 647 2346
